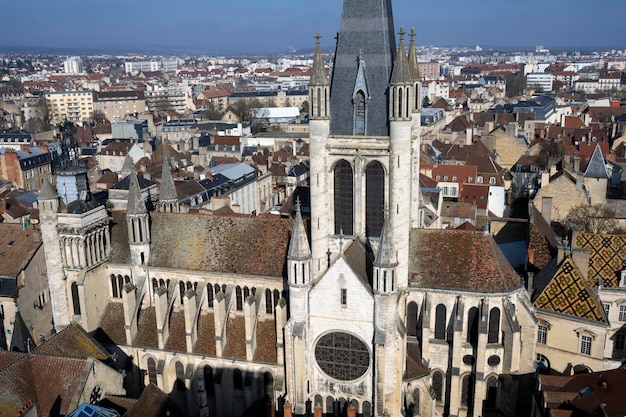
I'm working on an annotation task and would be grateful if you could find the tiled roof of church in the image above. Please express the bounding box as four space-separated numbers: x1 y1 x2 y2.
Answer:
343 238 374 289
194 312 216 356
165 310 187 352
124 383 189 417
133 307 158 349
97 302 126 345
34 322 110 361
148 213 292 276
109 211 130 264
408 229 522 292
255 319 278 363
223 316 246 360
404 341 428 380
575 233 626 288
534 257 607 323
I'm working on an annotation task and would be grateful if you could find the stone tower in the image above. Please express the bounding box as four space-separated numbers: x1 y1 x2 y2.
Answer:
126 172 150 266
157 156 180 213
53 128 89 205
287 1 423 415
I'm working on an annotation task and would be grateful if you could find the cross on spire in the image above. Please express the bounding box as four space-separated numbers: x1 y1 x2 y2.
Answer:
314 32 321 45
410 27 416 42
398 25 406 40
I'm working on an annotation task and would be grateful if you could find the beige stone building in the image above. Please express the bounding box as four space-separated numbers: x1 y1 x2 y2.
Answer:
94 90 147 122
45 90 95 125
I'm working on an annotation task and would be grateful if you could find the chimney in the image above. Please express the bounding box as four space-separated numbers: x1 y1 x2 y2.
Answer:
541 171 550 188
541 196 552 224
283 401 293 417
484 121 494 134
576 173 583 191
571 248 591 281
573 156 581 173
550 163 557 176
314 406 323 417
527 271 534 296
465 127 472 145
347 404 357 417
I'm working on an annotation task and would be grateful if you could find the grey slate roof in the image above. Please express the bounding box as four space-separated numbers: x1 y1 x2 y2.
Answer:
288 202 311 261
584 144 609 179
407 27 420 82
309 35 329 87
159 158 178 202
329 0 396 137
390 27 412 85
38 179 58 201
126 173 147 215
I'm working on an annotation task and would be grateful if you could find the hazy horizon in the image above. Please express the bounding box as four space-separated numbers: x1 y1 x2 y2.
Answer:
1 0 625 55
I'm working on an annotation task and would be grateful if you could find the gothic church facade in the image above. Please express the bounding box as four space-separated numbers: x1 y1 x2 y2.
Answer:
38 1 537 417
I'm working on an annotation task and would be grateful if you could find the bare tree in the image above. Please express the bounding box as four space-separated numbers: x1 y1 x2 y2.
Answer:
564 203 618 234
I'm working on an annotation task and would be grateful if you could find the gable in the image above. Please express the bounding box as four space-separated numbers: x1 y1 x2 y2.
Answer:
534 257 607 323
308 256 374 343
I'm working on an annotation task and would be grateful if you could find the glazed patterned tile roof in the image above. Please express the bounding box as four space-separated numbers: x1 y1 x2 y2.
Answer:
148 213 293 276
34 322 110 361
575 233 626 288
409 229 522 293
534 257 607 323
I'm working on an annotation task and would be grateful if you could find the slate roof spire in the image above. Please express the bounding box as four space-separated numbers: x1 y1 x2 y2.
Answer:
38 178 59 201
374 211 398 268
330 0 396 136
159 155 178 202
288 199 311 261
584 144 609 179
127 172 147 215
407 27 421 82
390 26 412 85
310 33 329 87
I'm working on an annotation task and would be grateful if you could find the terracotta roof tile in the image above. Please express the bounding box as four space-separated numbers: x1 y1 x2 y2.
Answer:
165 310 187 352
223 316 246 360
148 213 292 277
34 323 110 361
254 319 277 364
194 312 216 356
133 307 158 349
97 302 127 345
409 229 522 292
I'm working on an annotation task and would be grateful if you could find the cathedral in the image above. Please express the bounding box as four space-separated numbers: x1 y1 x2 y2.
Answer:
37 1 537 416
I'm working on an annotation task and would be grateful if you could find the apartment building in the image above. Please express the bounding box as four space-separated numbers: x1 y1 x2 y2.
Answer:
45 91 95 125
94 90 147 122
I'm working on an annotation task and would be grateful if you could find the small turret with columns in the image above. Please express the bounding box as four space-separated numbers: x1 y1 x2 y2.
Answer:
287 199 312 323
157 155 179 213
373 215 398 295
126 172 150 266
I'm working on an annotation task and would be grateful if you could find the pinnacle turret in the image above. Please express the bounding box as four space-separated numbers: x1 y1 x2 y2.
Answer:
288 200 312 261
390 26 412 86
309 33 329 87
407 27 421 83
127 172 147 215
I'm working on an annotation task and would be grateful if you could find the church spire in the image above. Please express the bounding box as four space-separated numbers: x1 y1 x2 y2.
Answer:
330 0 396 136
390 26 411 86
407 27 421 83
288 199 312 262
127 172 146 215
373 215 398 269
309 33 330 120
159 156 179 207
309 33 329 87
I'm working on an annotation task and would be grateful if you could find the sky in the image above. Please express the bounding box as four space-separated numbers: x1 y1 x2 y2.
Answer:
1 0 625 54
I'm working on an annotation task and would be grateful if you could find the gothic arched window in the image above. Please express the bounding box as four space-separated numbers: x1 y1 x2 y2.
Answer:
488 308 501 343
434 304 446 340
365 161 385 238
354 91 366 135
235 286 243 311
432 371 444 402
147 358 157 386
407 302 418 337
461 374 475 407
71 282 81 315
467 307 479 344
334 160 354 236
